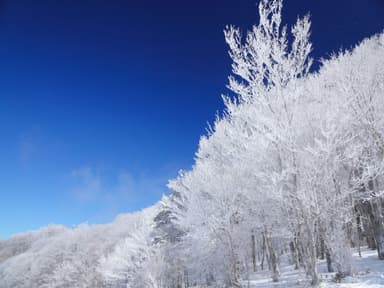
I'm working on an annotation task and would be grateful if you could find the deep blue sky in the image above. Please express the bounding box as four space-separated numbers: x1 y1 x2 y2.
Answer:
0 0 383 238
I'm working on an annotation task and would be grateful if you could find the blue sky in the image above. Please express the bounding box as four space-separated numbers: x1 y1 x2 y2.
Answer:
0 0 383 238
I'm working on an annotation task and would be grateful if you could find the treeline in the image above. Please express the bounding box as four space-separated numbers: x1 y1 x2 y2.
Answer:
163 0 384 286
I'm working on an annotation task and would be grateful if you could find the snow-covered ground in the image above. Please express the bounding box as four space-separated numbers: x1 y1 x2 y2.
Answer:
242 247 384 287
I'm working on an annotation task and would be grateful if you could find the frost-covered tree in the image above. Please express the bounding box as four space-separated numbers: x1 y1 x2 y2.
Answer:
171 0 319 284
169 1 384 286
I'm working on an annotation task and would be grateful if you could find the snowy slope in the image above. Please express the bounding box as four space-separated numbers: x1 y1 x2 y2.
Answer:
0 204 161 288
243 248 384 288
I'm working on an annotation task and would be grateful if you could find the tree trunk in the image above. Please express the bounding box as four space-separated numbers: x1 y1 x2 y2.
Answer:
232 259 241 288
356 215 362 257
309 236 319 286
319 236 325 260
270 246 279 282
251 234 257 272
367 235 377 250
357 196 384 259
370 197 384 260
326 248 333 273
290 236 300 269
261 232 266 270
301 221 319 286
264 231 279 282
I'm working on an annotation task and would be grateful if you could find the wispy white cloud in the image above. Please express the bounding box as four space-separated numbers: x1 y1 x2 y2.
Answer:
18 127 42 165
70 167 102 202
68 165 176 218
114 170 135 198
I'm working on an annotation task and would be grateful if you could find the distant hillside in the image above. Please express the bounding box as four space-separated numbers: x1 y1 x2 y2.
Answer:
0 203 162 287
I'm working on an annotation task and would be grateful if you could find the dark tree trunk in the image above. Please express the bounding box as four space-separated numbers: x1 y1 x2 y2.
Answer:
319 236 325 260
264 232 279 282
370 198 384 259
261 233 266 270
289 236 300 269
326 248 333 273
356 214 362 257
357 197 384 259
251 234 257 272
